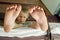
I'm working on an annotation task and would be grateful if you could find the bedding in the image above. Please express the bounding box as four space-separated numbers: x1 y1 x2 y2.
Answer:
0 22 60 38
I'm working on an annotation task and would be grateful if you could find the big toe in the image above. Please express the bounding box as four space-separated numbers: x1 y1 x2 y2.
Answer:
16 5 22 13
40 8 44 12
13 5 22 18
28 6 35 13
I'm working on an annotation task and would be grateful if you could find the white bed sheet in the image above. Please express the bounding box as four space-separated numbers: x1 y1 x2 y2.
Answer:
0 22 60 38
0 26 46 38
49 22 60 34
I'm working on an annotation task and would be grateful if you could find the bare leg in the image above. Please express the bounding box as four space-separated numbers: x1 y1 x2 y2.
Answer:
29 6 48 31
28 21 40 29
4 5 22 32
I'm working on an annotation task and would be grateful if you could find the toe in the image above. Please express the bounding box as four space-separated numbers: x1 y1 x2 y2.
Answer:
5 5 18 19
16 5 22 12
28 6 35 13
6 5 16 12
9 5 17 9
10 5 15 9
37 7 40 9
13 5 22 18
14 5 17 9
40 8 44 11
6 5 15 10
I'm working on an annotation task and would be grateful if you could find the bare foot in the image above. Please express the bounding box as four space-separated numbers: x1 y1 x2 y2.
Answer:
4 5 22 32
29 6 48 31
